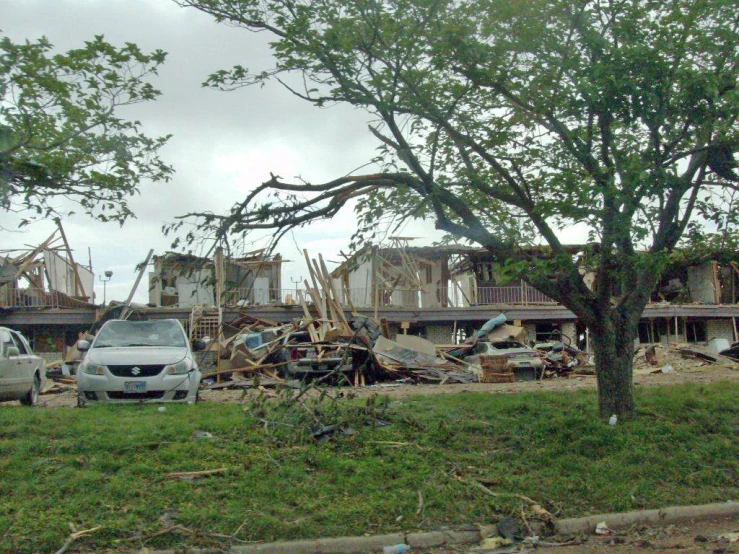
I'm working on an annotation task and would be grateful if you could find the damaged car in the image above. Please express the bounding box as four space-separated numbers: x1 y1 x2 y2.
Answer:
464 339 544 380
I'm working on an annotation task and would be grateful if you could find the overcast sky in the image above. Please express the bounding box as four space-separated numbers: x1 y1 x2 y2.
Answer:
1 0 584 305
0 0 396 303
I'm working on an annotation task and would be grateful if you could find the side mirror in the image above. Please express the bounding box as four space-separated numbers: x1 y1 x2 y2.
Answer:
6 346 19 357
76 340 91 352
192 339 206 352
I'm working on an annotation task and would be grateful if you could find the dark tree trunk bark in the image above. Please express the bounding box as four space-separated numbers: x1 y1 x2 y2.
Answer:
590 310 640 420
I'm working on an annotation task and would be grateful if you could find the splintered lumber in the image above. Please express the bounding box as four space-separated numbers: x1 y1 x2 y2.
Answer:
228 313 279 328
318 253 351 333
380 317 391 339
120 248 154 319
304 249 323 306
201 362 290 380
164 468 229 480
297 290 321 343
56 219 86 298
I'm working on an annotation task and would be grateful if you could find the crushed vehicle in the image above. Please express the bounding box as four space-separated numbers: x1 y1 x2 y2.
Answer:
464 339 544 380
277 330 352 380
533 341 566 362
0 327 45 406
76 319 203 406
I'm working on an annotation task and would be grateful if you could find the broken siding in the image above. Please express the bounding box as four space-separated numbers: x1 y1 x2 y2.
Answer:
347 257 373 307
418 258 444 308
451 271 476 307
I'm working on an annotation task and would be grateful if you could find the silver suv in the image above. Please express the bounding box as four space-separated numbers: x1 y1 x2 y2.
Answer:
76 319 201 405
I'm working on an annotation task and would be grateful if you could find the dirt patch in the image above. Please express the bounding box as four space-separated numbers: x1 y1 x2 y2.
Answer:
24 365 737 408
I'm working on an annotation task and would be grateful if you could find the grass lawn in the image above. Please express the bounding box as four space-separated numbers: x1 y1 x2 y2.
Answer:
1 381 737 553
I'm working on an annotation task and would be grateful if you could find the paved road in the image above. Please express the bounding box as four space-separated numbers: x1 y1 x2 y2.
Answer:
429 516 738 553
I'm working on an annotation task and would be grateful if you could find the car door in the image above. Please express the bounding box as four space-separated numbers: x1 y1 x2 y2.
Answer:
0 329 26 397
12 331 37 390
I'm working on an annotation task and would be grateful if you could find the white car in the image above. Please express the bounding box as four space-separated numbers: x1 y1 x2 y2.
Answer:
0 327 45 406
76 319 202 405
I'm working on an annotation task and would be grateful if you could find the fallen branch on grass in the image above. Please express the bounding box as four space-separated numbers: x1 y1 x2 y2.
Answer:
123 524 193 542
164 468 229 480
54 526 101 554
444 469 553 519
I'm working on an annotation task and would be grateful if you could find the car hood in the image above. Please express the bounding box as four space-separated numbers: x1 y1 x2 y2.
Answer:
86 347 190 366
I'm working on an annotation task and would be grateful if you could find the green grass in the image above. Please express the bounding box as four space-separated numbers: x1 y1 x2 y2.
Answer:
1 382 737 553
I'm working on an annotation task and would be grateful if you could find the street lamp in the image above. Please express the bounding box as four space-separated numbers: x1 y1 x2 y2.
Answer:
99 270 113 306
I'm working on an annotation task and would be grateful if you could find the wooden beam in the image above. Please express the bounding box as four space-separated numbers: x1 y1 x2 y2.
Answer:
120 249 154 319
13 231 58 282
712 261 721 305
56 219 86 298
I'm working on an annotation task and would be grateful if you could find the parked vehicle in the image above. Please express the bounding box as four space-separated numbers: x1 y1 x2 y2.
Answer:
76 319 202 405
277 330 351 379
464 339 544 380
0 327 45 406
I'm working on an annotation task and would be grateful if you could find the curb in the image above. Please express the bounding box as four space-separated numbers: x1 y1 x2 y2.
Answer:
146 501 738 554
555 501 739 536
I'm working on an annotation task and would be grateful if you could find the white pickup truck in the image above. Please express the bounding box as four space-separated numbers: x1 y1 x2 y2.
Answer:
0 327 45 406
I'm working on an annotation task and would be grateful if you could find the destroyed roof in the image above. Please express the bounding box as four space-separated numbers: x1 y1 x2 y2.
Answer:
154 250 282 267
330 243 481 277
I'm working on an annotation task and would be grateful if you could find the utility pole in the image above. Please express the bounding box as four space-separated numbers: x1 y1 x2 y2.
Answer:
99 270 113 306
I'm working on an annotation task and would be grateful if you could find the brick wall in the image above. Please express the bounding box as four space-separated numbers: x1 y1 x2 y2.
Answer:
561 322 577 344
196 351 218 373
706 319 736 343
38 352 64 364
424 324 455 344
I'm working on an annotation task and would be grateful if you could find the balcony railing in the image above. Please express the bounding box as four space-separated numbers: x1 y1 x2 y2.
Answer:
332 282 558 309
222 288 297 306
0 287 94 309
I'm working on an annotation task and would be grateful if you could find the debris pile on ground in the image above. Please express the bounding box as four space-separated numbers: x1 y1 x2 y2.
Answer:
633 342 739 374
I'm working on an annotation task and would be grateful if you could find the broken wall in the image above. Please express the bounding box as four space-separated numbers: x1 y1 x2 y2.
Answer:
687 264 716 304
452 271 476 307
418 258 445 308
44 249 95 302
346 257 373 307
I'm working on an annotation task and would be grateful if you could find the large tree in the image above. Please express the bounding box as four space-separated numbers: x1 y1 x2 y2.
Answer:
0 35 173 224
175 0 739 418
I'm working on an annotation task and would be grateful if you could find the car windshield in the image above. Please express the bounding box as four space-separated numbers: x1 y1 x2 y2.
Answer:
94 320 186 348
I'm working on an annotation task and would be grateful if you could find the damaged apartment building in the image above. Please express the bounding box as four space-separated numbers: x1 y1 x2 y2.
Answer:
0 223 97 361
148 250 283 308
331 240 739 349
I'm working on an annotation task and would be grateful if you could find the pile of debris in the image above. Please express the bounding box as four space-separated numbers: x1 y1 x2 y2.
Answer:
202 286 588 389
205 314 479 388
633 340 739 374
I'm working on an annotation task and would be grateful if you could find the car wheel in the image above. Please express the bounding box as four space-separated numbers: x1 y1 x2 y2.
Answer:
20 374 40 406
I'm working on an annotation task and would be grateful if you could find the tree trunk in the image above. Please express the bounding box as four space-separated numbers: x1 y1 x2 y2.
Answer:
590 312 639 419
